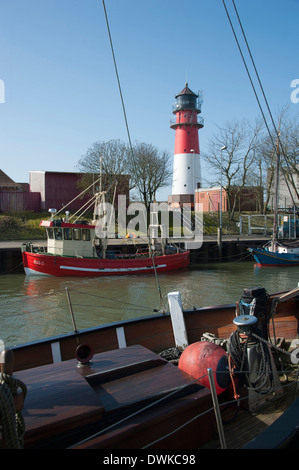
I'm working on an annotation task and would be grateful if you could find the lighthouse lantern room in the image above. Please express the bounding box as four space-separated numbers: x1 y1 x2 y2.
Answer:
168 83 204 209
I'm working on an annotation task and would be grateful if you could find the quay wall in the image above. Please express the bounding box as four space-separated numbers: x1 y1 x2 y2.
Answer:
0 238 265 274
0 247 24 274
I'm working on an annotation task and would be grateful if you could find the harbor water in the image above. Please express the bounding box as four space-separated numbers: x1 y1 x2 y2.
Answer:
1 261 299 348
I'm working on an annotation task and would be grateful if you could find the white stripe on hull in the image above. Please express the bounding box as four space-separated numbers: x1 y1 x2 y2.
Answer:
59 264 167 273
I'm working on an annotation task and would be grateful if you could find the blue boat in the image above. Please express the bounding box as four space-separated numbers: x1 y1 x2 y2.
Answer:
248 130 299 267
249 242 299 267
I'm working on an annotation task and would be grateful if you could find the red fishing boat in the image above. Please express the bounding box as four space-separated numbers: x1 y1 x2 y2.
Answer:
21 226 189 277
21 186 190 277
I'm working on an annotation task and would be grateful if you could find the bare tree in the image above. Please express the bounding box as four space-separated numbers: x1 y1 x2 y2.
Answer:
254 130 278 213
202 119 263 220
76 139 132 202
255 107 299 212
77 139 171 207
276 108 299 202
128 142 172 208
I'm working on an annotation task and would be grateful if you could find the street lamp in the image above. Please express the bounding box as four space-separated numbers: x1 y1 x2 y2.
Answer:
219 146 227 249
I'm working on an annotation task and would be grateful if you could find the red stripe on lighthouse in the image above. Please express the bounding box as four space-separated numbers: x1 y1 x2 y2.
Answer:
174 109 200 154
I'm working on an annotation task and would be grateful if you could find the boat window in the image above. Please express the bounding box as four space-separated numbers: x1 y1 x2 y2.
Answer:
54 228 63 240
64 228 72 240
82 229 90 241
73 228 81 240
47 228 54 239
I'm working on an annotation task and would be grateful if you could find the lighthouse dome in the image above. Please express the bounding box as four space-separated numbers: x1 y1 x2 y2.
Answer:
174 83 201 113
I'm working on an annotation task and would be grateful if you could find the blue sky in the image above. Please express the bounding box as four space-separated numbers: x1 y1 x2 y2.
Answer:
0 0 298 200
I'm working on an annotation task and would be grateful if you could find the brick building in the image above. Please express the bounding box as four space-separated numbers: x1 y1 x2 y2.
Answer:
195 186 262 213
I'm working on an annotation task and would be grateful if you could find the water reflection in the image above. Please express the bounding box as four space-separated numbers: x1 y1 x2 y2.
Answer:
1 262 299 347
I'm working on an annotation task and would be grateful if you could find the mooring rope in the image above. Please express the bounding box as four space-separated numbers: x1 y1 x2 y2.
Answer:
0 373 27 449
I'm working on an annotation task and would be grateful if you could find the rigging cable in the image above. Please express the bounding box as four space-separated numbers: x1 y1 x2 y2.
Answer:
54 178 101 218
102 0 166 312
222 0 272 145
231 0 298 198
102 0 135 165
222 0 297 207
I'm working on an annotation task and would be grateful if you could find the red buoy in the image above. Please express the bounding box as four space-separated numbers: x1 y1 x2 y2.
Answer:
178 341 230 395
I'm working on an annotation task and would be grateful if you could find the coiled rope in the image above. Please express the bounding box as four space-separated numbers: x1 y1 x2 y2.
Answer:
0 372 27 449
228 328 274 397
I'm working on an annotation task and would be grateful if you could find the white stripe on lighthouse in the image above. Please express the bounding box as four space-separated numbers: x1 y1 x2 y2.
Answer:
172 153 201 195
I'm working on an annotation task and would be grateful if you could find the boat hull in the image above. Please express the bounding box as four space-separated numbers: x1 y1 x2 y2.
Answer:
249 247 299 267
7 288 299 450
11 289 299 373
22 250 190 276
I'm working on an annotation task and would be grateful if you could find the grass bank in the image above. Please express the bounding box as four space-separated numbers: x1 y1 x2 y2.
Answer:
0 212 48 240
0 211 273 240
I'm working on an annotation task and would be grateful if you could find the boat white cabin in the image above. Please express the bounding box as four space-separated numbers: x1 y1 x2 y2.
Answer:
40 219 96 258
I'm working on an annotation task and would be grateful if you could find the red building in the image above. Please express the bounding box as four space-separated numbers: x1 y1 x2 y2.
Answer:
29 171 130 212
195 187 227 213
195 186 262 213
0 169 40 212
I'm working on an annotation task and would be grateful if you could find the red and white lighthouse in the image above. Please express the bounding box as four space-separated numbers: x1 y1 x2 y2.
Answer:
168 83 204 209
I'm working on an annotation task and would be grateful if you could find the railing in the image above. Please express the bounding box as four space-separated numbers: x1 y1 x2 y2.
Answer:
170 115 204 128
21 242 47 253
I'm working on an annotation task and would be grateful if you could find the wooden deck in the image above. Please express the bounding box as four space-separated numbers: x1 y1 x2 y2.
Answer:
4 290 299 449
201 375 299 449
16 345 213 449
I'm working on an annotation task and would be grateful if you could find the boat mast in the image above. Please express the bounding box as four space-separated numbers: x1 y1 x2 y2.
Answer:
93 155 103 222
92 155 108 259
271 133 280 250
